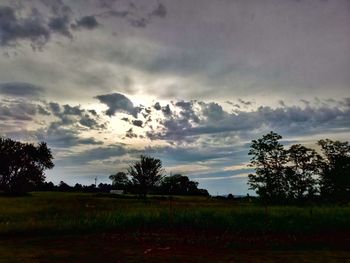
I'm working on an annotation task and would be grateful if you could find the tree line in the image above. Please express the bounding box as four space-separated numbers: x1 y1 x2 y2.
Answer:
248 132 350 204
36 169 209 197
0 137 208 196
2 134 349 203
109 155 209 196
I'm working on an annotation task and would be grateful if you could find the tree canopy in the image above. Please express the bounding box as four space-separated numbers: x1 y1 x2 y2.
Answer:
0 137 54 194
318 139 350 202
248 132 350 203
127 155 164 197
109 172 129 189
248 131 288 202
159 174 209 196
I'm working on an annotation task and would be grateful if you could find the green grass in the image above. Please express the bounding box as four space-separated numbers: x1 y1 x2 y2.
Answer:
0 192 349 237
1 192 350 262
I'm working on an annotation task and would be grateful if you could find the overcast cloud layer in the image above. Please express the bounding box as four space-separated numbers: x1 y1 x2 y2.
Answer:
0 0 349 194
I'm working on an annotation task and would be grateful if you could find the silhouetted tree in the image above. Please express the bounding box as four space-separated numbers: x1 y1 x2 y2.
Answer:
58 181 71 192
109 172 129 190
248 132 288 203
285 144 321 201
98 183 113 193
0 137 54 194
227 193 234 200
73 183 83 192
128 155 164 197
318 139 350 202
159 174 208 196
83 184 98 193
37 181 56 191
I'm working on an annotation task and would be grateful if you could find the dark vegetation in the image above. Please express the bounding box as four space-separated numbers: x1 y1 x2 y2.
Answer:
1 133 349 203
1 135 350 261
1 192 350 240
0 137 54 194
248 132 350 204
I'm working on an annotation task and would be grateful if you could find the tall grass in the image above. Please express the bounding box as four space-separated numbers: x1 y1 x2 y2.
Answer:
0 192 349 237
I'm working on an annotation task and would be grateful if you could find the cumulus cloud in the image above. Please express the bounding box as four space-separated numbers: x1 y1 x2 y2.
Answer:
95 92 140 117
0 1 167 50
43 102 107 130
146 99 350 144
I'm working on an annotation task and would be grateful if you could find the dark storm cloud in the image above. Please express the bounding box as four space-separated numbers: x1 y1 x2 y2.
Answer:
125 128 138 138
35 126 103 149
95 92 140 117
79 114 102 129
153 102 161 111
48 15 72 38
161 104 172 116
0 82 43 97
199 102 225 122
0 99 37 121
63 104 84 116
175 100 200 123
40 0 72 16
57 144 128 165
98 1 167 28
45 102 107 130
0 0 167 50
150 3 167 18
88 109 98 116
37 104 51 115
0 6 50 48
73 16 99 30
238 99 254 107
48 102 61 115
132 119 143 127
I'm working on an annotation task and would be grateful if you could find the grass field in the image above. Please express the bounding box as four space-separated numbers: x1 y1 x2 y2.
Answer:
1 192 350 262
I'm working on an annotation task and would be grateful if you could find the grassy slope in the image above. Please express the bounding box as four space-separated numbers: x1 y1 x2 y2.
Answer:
1 192 350 262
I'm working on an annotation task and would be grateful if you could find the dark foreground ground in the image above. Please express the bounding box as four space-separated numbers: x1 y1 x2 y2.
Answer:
1 231 350 262
1 192 350 262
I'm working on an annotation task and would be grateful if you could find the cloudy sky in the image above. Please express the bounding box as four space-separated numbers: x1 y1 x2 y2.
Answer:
0 0 349 195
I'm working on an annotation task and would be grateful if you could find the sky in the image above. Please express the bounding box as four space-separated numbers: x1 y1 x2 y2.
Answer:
0 0 349 195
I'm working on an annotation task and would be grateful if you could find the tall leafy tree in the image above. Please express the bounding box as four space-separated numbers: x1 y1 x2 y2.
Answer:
0 137 54 194
318 139 350 202
285 144 321 201
248 131 288 202
128 155 164 197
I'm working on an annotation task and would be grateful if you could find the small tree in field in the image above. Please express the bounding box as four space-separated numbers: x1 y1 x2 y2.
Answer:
0 137 54 194
128 155 164 197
